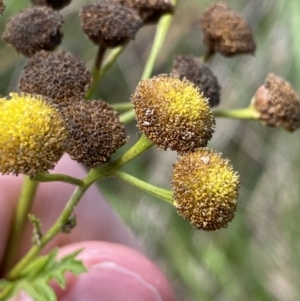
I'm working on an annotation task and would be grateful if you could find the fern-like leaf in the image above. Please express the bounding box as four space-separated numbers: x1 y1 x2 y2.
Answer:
0 249 87 301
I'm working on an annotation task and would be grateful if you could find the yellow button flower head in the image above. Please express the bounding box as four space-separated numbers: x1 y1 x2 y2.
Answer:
0 93 69 176
171 148 240 231
131 74 215 153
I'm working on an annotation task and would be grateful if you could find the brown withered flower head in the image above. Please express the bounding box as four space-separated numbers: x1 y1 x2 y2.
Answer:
252 74 300 132
2 7 63 57
79 1 142 48
0 0 5 15
30 0 72 10
172 148 240 231
199 2 255 57
131 74 215 154
62 99 127 167
172 55 220 107
114 0 174 24
19 50 91 106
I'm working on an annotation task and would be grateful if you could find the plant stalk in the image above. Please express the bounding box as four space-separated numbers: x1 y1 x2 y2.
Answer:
213 106 260 120
112 170 173 204
1 177 38 273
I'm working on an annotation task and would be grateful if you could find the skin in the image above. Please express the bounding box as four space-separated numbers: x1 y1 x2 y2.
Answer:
0 154 174 301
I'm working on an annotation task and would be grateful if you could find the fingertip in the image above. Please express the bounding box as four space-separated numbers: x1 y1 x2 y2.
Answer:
55 242 175 301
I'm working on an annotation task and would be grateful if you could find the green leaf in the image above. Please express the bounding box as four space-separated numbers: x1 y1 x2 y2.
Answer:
0 249 87 301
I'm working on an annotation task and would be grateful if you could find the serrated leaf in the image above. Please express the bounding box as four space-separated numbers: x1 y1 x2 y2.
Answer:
0 248 87 301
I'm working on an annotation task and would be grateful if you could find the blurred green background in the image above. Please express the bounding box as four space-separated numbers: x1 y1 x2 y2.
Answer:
1 0 300 300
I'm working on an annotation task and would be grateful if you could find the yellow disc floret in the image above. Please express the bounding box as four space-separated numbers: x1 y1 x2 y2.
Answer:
131 74 215 153
171 148 240 231
0 93 69 175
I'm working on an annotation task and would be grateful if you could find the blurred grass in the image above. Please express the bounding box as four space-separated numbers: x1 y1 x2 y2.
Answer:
1 0 300 300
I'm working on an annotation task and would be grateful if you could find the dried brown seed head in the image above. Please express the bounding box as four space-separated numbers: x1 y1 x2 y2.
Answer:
30 0 72 10
199 2 256 57
18 50 91 106
252 74 300 132
114 0 174 24
2 7 63 57
0 0 5 15
79 1 142 48
62 99 127 167
131 74 215 153
172 55 220 107
172 148 240 231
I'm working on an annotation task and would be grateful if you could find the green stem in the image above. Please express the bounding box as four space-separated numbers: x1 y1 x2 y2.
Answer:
119 109 135 124
85 46 107 100
32 173 84 186
6 182 91 280
6 134 153 279
120 5 177 124
213 106 260 120
112 170 173 204
202 49 215 62
67 134 153 188
85 46 125 99
141 11 175 80
112 102 133 112
1 177 38 273
107 134 153 171
76 134 154 185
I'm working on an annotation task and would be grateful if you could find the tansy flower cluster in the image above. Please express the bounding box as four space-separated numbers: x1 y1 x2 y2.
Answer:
0 92 127 176
131 75 240 230
3 1 300 300
2 0 297 239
